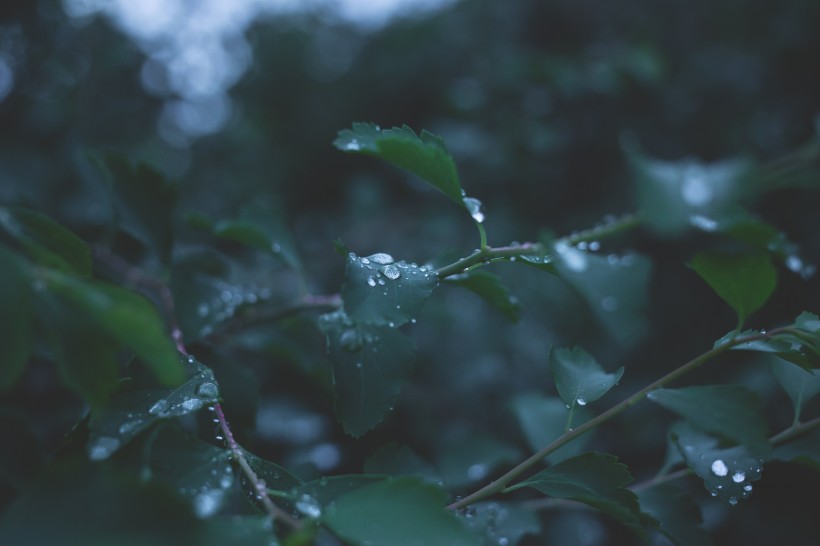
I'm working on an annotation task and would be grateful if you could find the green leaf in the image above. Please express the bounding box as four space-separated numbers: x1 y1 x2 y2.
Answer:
670 422 764 504
629 149 752 235
322 476 479 546
290 475 385 518
552 243 651 346
689 253 777 327
342 252 438 327
0 206 91 276
717 327 820 371
87 356 221 460
460 501 540 546
43 269 185 385
510 394 591 463
241 451 304 495
334 123 464 205
446 270 521 323
320 311 415 437
795 311 820 333
647 385 771 454
512 452 642 531
0 248 34 389
436 432 521 489
549 346 624 408
364 443 438 480
144 426 234 519
772 430 820 469
91 152 178 265
200 516 279 546
771 358 820 420
637 485 711 546
211 203 301 271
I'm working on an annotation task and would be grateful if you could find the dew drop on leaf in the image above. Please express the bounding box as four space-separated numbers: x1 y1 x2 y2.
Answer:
381 264 401 280
367 253 394 265
367 276 376 287
295 493 322 518
711 459 728 477
576 397 587 406
196 382 219 399
732 471 746 483
88 436 121 461
340 328 363 351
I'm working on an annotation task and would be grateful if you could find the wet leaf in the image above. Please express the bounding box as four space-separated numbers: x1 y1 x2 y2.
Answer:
320 311 415 437
690 253 777 327
144 426 234 519
549 346 624 409
446 270 520 323
647 385 771 455
87 356 220 461
334 123 463 205
342 252 438 327
0 206 91 276
512 452 642 531
510 394 591 463
637 484 711 546
460 501 540 546
322 476 479 546
671 423 765 504
0 248 33 389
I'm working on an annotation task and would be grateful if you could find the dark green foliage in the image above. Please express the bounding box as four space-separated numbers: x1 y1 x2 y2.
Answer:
638 485 711 546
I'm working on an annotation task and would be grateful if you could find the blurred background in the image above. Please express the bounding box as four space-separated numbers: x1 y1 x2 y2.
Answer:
1 0 819 544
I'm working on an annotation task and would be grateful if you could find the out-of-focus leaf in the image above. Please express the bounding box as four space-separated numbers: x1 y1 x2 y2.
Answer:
460 501 540 546
144 426 234 519
670 422 765 504
510 394 591 463
795 311 820 333
43 269 184 385
690 253 776 327
772 430 820 469
319 311 415 437
87 356 220 461
771 358 820 420
446 270 520 323
342 252 438 327
637 485 711 546
200 516 277 546
90 152 177 265
436 432 521 489
511 452 642 531
0 206 91 276
647 385 770 454
322 476 479 546
210 203 301 271
629 149 753 235
0 459 201 546
364 443 438 481
289 475 385 519
0 247 33 388
553 242 651 345
334 123 463 205
549 346 624 409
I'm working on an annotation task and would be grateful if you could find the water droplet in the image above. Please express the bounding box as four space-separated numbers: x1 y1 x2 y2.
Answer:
344 138 361 151
576 397 587 406
588 241 601 251
498 538 509 546
355 362 363 369
220 474 233 489
182 398 204 412
196 382 219 399
463 197 485 223
743 484 753 492
193 489 224 518
381 264 401 280
149 399 170 416
295 494 322 518
366 276 376 287
732 471 746 483
340 329 363 351
118 420 141 435
728 496 738 506
367 253 394 265
467 463 488 481
197 304 209 317
187 354 196 364
378 278 386 285
89 436 121 461
555 241 588 272
711 459 728 477
690 214 719 231
681 166 712 206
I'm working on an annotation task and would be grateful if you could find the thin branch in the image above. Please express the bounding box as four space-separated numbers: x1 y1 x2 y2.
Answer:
448 327 794 510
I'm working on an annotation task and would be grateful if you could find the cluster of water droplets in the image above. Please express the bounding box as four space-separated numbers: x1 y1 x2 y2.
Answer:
197 281 273 337
707 456 760 505
349 252 437 313
87 355 221 461
462 502 516 546
178 458 234 518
